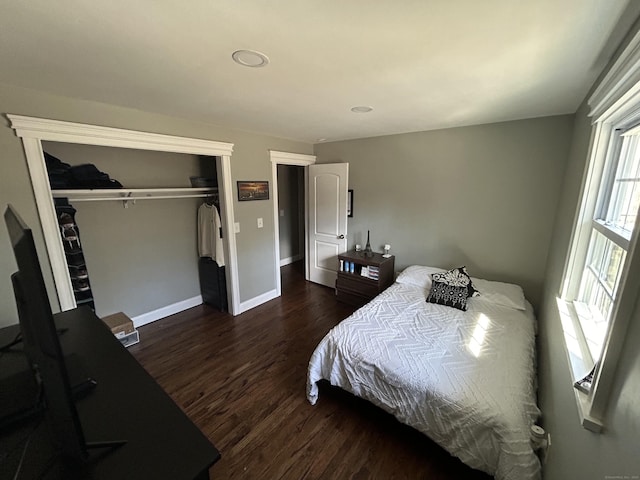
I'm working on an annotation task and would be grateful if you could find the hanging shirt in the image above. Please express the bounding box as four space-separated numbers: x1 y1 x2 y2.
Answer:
198 203 225 267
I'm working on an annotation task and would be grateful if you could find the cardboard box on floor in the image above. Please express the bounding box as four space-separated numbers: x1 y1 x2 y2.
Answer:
101 312 135 338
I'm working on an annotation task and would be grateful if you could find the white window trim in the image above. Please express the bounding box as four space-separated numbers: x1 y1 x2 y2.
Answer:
592 219 631 250
559 29 640 432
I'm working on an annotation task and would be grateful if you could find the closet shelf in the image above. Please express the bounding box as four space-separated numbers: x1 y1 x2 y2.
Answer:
51 187 218 207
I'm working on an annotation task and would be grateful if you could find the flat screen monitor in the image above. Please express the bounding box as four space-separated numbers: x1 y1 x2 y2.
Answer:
4 204 89 461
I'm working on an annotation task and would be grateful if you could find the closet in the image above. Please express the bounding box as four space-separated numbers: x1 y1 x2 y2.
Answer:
40 141 228 320
9 114 238 318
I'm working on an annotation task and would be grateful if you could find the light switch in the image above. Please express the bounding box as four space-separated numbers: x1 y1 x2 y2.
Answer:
257 217 263 228
279 209 285 217
234 222 240 233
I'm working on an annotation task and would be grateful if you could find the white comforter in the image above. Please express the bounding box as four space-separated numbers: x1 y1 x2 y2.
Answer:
307 282 541 480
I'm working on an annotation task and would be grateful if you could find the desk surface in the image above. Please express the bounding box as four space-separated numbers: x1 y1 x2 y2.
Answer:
0 307 220 479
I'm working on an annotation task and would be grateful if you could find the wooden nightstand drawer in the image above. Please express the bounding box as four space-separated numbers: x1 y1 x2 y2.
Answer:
336 288 370 308
336 274 379 297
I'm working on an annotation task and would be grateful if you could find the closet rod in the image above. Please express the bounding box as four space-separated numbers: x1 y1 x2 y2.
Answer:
51 187 218 208
57 193 215 202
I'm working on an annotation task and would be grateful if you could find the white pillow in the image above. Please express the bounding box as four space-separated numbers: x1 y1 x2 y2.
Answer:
470 278 527 311
395 265 446 290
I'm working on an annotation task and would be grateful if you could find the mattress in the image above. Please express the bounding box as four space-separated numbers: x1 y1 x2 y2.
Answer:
307 282 541 480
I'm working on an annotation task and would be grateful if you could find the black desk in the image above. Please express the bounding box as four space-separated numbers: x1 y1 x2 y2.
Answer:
0 307 220 479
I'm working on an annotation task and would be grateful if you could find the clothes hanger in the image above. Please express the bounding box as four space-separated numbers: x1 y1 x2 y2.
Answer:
205 194 218 206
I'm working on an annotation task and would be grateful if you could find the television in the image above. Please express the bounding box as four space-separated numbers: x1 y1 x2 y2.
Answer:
3 204 124 462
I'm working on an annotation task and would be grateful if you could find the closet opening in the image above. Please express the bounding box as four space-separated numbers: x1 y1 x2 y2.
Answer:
41 142 227 323
9 114 239 322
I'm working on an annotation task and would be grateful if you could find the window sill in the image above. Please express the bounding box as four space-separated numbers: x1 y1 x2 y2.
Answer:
555 297 604 433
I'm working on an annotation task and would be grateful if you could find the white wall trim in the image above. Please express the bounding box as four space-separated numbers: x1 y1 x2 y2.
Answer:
589 29 640 120
269 150 316 166
130 295 203 328
8 114 234 156
237 289 278 314
8 115 240 316
280 254 303 267
218 154 241 315
21 137 76 310
270 150 316 298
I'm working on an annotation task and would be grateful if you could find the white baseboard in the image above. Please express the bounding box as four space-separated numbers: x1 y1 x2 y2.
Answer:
131 295 203 328
280 254 303 267
238 289 279 314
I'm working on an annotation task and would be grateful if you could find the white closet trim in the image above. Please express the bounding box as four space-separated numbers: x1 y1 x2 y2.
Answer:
8 114 240 316
270 150 315 297
9 115 234 156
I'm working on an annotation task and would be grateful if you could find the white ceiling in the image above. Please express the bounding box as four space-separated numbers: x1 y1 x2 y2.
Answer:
0 1 633 143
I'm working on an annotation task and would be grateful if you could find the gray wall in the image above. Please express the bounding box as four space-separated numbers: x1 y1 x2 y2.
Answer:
314 115 574 309
277 164 303 262
43 142 205 319
537 40 640 480
0 82 311 327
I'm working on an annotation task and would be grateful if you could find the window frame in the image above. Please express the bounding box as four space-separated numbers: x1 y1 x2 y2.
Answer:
560 29 640 431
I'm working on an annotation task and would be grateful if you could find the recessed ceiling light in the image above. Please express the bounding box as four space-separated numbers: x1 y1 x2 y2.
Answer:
351 106 373 113
232 50 270 68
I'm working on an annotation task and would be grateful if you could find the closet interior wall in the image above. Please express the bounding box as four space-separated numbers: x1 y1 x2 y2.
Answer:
42 141 218 320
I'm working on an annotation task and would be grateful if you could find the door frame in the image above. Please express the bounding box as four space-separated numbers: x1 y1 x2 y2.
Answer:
269 150 316 296
8 114 241 315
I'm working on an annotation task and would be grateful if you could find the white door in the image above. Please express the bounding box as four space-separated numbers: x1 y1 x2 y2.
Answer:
307 163 349 287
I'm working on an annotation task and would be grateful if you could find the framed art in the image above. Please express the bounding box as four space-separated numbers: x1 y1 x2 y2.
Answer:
237 181 269 201
347 189 353 217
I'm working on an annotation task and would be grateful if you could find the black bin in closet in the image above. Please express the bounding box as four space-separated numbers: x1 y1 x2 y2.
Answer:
198 258 227 312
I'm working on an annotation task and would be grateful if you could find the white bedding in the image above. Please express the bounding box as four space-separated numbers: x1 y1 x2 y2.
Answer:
307 282 541 480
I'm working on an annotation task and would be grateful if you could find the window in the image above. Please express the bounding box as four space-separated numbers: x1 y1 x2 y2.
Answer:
560 29 640 431
572 127 639 362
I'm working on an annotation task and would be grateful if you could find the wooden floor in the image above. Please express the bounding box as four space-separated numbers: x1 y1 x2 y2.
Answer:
129 262 492 480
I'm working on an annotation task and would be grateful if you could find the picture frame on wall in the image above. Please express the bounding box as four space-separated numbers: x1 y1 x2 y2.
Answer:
237 181 269 201
347 189 353 217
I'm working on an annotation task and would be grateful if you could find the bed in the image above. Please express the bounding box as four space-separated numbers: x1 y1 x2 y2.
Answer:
307 265 541 480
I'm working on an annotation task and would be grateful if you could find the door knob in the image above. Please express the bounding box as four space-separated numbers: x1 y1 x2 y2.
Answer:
337 234 345 239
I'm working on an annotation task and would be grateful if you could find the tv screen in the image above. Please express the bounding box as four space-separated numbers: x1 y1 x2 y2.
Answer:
4 204 88 461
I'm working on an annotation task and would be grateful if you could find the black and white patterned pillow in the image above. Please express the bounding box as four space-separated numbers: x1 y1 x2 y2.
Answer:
426 279 469 311
426 266 479 311
431 266 478 298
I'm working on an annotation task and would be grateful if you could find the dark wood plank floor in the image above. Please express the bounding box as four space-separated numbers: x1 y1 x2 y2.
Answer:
129 261 492 480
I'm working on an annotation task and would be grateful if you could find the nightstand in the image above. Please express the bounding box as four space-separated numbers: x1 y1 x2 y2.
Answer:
336 251 395 307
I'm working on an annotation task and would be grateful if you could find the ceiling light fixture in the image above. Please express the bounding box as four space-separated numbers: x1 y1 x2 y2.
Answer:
351 106 373 113
232 49 270 68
